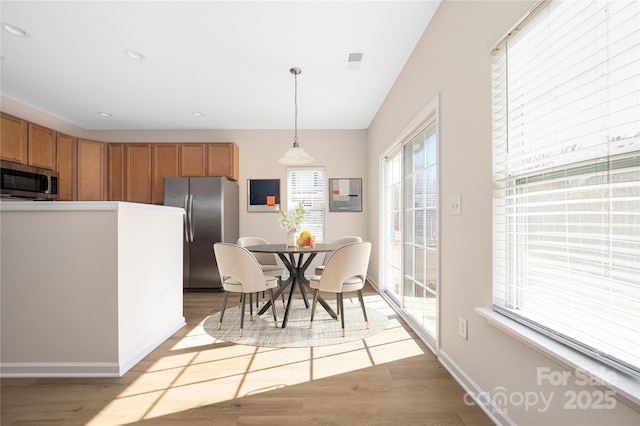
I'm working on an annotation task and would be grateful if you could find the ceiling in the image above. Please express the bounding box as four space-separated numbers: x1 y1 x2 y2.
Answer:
0 1 440 131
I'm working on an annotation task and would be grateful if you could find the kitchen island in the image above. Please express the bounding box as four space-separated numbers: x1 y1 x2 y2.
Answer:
0 201 186 377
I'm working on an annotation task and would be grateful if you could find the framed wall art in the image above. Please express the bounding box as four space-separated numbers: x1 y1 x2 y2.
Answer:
247 179 280 212
328 178 362 212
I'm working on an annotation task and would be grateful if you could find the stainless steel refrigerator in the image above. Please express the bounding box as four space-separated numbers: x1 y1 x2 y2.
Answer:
164 177 239 290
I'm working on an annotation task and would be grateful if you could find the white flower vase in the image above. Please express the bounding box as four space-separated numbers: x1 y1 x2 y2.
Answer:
287 231 297 247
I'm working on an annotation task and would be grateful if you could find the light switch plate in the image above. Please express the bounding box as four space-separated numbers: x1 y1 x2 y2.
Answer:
451 195 462 216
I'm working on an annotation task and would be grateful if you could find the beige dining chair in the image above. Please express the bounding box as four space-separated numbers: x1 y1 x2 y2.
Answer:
309 241 372 337
314 236 363 275
214 242 279 336
237 236 286 307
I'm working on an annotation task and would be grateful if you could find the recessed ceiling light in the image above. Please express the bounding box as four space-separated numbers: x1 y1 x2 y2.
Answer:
97 112 113 117
124 49 145 61
192 111 205 117
1 22 31 39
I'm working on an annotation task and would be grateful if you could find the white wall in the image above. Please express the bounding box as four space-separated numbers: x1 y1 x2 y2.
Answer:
367 1 639 425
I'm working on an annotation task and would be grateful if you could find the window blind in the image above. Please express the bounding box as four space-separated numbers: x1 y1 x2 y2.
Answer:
287 167 326 243
492 0 640 374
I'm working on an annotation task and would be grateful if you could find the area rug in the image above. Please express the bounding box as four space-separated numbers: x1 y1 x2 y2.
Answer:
203 297 390 348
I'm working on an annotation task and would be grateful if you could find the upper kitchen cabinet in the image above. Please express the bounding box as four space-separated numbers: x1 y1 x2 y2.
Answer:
55 132 76 201
77 138 106 201
179 143 206 177
152 143 179 204
207 143 239 181
27 123 56 170
0 113 27 164
125 143 153 204
107 144 125 201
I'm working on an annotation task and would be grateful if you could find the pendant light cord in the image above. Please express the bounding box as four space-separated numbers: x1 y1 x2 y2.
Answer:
291 67 301 146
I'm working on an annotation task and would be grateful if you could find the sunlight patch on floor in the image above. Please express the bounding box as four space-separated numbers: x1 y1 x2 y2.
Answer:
88 294 425 425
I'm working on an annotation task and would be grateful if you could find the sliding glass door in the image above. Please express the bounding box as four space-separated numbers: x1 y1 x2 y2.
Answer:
383 148 403 305
382 112 439 343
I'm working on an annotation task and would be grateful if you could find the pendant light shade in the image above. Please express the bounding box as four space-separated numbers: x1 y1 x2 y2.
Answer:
279 67 315 165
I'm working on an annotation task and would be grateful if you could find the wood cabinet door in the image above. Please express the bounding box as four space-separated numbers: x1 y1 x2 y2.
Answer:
152 143 179 205
77 139 105 201
179 143 206 177
27 123 56 170
125 143 152 203
107 144 125 201
0 113 27 164
207 143 239 180
55 132 76 201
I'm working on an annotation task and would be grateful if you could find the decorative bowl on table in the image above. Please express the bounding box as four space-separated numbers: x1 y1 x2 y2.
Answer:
296 231 315 248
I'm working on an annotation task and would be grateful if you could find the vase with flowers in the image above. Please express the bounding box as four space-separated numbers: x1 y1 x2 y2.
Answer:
278 200 305 246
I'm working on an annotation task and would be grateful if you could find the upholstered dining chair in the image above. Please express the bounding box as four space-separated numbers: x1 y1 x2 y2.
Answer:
213 242 279 337
314 236 363 275
237 236 286 307
309 241 372 337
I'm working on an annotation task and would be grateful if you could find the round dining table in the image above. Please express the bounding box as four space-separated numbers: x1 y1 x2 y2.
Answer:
246 243 339 328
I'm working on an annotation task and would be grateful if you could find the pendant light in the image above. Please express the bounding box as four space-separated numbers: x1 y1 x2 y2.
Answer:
279 67 315 165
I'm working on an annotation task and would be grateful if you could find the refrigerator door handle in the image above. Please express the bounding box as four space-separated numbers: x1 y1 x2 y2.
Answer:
188 194 194 241
183 195 190 242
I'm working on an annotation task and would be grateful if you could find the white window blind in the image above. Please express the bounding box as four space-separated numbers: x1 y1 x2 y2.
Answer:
287 167 326 243
492 0 640 375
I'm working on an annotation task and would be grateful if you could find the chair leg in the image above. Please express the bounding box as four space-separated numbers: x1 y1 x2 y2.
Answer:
357 290 369 329
218 291 230 330
268 288 278 328
338 293 345 337
249 293 254 321
309 289 319 329
239 293 246 337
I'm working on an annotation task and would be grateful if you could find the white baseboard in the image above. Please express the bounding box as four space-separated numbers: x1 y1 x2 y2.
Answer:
1 317 186 378
438 349 515 426
118 317 186 376
0 361 121 377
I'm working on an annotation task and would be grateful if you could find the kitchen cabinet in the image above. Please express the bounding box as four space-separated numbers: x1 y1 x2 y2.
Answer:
125 143 153 204
1 112 241 203
0 113 27 164
77 138 106 201
107 143 125 201
152 143 179 204
179 143 206 177
55 132 76 201
207 142 239 181
27 123 56 170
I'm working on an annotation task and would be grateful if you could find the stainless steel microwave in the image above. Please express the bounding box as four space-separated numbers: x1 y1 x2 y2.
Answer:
0 160 59 200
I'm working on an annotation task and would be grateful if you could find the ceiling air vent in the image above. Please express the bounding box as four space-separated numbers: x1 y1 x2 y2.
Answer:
346 52 364 70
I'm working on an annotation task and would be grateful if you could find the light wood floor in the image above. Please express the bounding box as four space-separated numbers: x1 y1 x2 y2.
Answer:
1 284 493 425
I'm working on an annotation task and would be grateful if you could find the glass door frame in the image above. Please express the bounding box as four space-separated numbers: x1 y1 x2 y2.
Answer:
379 96 440 352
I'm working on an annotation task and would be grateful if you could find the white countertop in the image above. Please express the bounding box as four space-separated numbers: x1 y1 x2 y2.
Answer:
0 200 185 213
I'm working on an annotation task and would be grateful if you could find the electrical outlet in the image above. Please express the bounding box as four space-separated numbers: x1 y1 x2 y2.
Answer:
459 317 468 340
451 195 462 216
